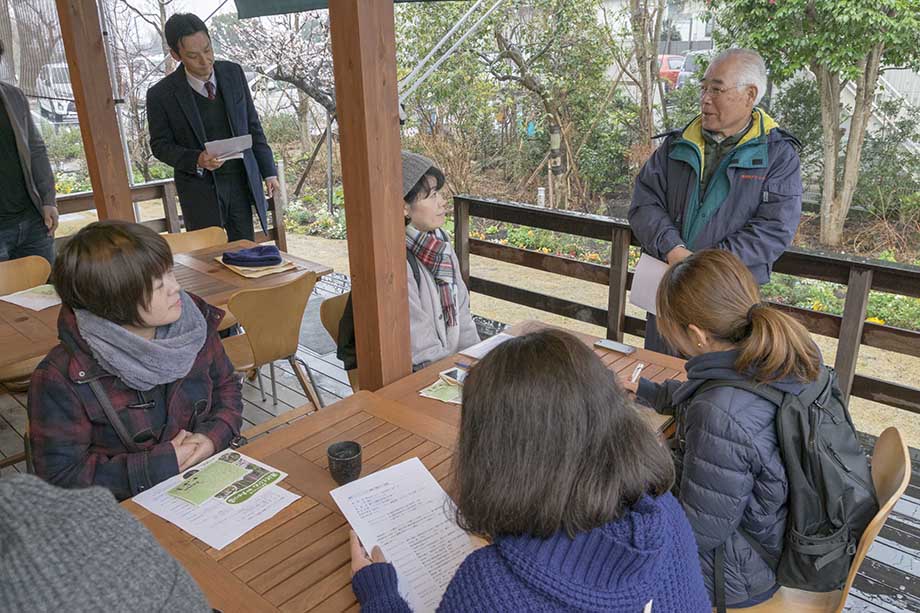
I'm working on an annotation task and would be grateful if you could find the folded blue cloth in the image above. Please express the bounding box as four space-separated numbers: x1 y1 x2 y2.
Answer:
222 245 283 267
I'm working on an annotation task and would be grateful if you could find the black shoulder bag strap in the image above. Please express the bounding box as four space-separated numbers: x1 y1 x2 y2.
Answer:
714 545 728 613
87 379 144 453
406 250 422 288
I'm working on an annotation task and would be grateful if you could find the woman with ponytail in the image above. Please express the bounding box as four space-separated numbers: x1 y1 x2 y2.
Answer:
628 249 821 608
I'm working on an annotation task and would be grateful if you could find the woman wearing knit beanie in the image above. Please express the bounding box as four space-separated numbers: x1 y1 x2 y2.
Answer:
350 329 710 612
335 151 480 374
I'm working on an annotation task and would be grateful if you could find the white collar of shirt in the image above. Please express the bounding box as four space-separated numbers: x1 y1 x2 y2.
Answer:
185 69 217 98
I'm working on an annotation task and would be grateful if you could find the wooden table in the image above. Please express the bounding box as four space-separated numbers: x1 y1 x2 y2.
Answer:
376 319 687 434
124 321 687 612
0 240 332 371
125 390 456 613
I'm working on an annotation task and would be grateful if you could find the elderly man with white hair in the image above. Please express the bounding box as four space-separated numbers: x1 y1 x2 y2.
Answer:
629 48 803 353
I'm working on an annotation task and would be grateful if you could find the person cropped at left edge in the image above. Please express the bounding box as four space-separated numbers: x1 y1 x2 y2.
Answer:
147 13 279 242
0 38 58 264
28 220 243 501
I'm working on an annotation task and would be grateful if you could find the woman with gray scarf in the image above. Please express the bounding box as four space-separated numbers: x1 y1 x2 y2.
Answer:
28 221 243 500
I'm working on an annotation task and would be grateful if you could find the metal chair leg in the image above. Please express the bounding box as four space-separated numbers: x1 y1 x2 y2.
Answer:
269 362 279 406
256 368 266 402
288 356 324 411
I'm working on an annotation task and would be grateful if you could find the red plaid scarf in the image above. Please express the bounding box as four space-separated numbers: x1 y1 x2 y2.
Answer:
406 227 457 327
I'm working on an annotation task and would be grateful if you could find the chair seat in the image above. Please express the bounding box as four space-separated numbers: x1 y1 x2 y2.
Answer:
0 355 44 388
724 587 841 612
221 334 255 371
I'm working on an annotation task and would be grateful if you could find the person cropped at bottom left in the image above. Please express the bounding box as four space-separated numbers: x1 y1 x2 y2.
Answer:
0 474 212 613
28 220 243 501
349 329 711 612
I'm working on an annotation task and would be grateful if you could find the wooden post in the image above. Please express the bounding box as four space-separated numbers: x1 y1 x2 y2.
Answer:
163 182 181 233
329 0 411 390
835 266 873 400
607 227 630 341
454 198 470 287
55 0 133 220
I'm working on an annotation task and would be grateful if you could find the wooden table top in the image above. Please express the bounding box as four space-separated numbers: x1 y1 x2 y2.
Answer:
0 240 332 370
125 390 456 613
376 319 686 434
124 320 686 612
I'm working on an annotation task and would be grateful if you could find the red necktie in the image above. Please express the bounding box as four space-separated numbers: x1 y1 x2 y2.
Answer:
205 81 216 101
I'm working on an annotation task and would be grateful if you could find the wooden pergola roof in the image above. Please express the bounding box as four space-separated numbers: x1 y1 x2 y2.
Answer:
55 0 417 390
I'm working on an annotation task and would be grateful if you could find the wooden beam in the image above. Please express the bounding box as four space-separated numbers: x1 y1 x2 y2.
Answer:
835 267 873 400
607 227 631 341
328 0 411 390
55 0 133 220
453 198 470 286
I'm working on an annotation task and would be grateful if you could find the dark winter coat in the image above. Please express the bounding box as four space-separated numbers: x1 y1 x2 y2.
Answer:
27 294 243 501
637 349 815 605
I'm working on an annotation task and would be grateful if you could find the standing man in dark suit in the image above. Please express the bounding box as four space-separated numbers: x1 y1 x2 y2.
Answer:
146 13 279 242
0 39 57 264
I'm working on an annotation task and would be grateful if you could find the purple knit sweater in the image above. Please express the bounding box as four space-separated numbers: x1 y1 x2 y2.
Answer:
352 492 710 612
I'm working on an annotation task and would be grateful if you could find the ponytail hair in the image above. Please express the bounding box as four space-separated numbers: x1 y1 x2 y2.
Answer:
656 250 820 383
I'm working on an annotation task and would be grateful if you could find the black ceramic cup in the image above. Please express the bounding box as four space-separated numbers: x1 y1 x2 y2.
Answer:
327 441 362 485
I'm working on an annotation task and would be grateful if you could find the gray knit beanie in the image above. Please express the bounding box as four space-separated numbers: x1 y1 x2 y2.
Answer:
401 150 437 199
0 474 211 612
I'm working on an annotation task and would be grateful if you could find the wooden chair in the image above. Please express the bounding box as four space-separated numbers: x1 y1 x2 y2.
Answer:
221 272 323 410
162 227 237 331
724 427 911 613
162 226 228 254
0 256 52 386
319 291 359 391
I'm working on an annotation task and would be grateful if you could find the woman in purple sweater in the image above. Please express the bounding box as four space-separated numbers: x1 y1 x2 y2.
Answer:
350 329 710 612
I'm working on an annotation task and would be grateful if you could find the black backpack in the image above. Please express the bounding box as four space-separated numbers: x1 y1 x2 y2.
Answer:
693 366 878 611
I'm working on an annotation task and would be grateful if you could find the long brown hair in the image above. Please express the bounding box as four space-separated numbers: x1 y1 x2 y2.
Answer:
656 249 820 383
453 329 674 540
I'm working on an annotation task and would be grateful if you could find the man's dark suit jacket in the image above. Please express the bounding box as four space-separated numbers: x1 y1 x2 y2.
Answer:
146 61 276 234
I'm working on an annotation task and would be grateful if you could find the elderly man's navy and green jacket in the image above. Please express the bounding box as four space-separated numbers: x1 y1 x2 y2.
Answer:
629 108 802 283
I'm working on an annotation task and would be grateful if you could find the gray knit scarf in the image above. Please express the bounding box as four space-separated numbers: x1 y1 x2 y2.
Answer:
74 290 207 391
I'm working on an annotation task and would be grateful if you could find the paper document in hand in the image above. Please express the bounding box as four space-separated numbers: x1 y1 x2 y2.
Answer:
331 457 475 613
0 284 61 311
133 450 297 550
459 332 513 360
205 134 252 161
628 253 670 315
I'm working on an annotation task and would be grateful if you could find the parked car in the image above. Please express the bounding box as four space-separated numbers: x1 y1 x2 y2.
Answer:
676 49 713 90
36 63 78 123
658 54 684 91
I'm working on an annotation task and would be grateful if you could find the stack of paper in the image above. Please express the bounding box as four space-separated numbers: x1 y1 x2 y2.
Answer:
133 450 299 550
459 332 513 360
0 284 61 311
331 458 475 613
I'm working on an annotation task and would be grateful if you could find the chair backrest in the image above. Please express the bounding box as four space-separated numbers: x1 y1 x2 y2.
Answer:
832 427 911 613
162 226 228 254
228 272 317 365
319 291 350 345
319 291 359 391
0 256 51 296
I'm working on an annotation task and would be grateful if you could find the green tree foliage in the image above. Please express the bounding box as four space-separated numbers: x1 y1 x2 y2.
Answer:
395 0 639 208
707 0 920 245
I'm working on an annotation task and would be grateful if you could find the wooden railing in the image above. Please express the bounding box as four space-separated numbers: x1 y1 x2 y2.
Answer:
454 195 920 416
55 178 288 251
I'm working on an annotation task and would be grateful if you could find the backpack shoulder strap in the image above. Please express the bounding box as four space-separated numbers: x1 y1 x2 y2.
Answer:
695 378 786 407
406 250 422 288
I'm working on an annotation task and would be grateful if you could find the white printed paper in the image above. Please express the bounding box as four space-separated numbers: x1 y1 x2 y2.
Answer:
0 284 61 311
628 253 670 315
133 450 298 550
205 134 252 161
331 458 474 613
459 332 513 360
